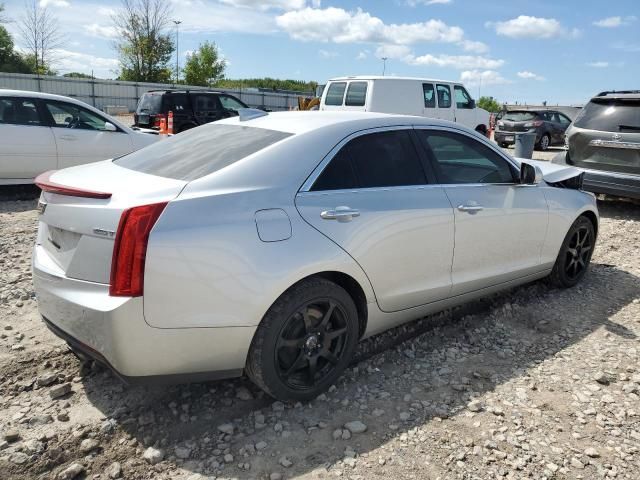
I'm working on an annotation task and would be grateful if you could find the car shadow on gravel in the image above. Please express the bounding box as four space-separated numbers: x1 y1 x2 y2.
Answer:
62 259 640 480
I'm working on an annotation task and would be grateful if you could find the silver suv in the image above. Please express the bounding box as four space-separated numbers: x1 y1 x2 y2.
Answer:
553 90 640 199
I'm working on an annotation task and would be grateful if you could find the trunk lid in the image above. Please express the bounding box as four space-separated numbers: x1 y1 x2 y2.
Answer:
568 126 640 175
36 160 186 284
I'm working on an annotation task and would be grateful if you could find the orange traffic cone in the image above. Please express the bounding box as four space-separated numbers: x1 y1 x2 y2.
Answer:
167 111 174 135
159 116 167 135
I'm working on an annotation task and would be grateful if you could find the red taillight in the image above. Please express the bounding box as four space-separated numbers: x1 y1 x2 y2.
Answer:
35 171 112 199
109 202 168 297
152 115 162 128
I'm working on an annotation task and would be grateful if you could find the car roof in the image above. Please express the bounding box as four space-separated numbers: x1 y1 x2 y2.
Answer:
327 75 458 84
595 90 640 100
216 110 463 135
144 90 225 95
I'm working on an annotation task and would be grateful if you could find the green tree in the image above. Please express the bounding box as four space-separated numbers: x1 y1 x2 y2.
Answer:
213 77 317 93
63 72 94 78
183 41 226 87
112 0 175 83
0 25 31 73
478 96 501 113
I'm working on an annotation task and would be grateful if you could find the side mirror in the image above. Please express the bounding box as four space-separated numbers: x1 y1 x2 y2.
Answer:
469 99 476 109
104 122 117 132
520 162 543 185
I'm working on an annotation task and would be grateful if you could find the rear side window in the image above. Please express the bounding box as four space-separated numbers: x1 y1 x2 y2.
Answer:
436 84 452 108
311 130 427 191
193 94 220 111
345 82 367 106
573 99 640 132
166 93 189 112
114 124 292 181
325 82 346 106
0 98 42 126
423 83 435 108
136 93 162 114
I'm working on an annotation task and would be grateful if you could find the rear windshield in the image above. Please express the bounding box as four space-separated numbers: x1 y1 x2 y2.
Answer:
136 93 162 114
573 99 640 132
502 111 538 122
114 124 293 181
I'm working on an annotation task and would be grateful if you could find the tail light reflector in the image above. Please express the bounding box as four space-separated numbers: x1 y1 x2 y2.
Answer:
109 202 168 297
35 171 112 199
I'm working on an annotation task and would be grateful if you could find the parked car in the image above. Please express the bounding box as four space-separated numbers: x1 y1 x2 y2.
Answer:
552 90 640 199
494 109 572 151
0 90 158 185
319 76 491 135
33 111 597 401
133 90 248 133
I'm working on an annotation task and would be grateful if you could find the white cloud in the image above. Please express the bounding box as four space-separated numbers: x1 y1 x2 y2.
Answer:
84 24 119 39
407 0 453 5
586 61 608 68
409 53 504 70
612 41 640 52
219 0 317 9
276 7 465 45
593 16 637 28
517 70 545 81
375 44 413 60
459 39 489 54
460 70 511 88
356 50 368 60
39 0 70 7
53 49 119 75
487 16 579 39
97 6 116 17
318 49 338 58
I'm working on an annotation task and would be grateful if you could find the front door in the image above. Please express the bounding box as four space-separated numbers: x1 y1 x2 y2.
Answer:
296 128 454 312
41 100 134 168
416 128 549 295
0 97 56 180
453 85 476 130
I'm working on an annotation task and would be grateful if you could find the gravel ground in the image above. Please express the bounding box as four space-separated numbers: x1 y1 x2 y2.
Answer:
1 183 639 479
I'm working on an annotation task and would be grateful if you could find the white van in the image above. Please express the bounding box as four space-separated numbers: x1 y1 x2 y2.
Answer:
319 76 490 135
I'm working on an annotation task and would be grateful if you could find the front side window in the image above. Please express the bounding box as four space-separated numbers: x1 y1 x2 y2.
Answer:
345 82 367 106
0 98 42 126
436 84 452 108
311 130 427 191
325 82 347 106
44 101 109 131
418 130 515 184
454 85 473 109
219 95 246 110
423 83 435 108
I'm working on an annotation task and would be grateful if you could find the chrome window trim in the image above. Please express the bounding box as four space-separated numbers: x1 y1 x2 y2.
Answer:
589 139 640 150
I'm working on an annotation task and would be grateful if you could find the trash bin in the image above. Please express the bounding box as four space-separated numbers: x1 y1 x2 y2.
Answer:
513 132 536 159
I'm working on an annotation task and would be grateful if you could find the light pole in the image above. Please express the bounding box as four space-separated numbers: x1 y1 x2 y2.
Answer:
173 20 182 85
381 57 388 76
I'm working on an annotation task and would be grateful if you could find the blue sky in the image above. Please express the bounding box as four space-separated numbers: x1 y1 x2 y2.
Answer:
2 0 639 104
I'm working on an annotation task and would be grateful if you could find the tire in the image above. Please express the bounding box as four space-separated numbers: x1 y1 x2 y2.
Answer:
548 216 595 288
536 133 550 151
246 278 359 402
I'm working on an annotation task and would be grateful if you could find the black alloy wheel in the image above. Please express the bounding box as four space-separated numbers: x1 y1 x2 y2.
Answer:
549 216 595 288
246 278 359 401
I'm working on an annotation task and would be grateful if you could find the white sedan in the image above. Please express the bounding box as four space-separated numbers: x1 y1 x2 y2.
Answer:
32 111 598 401
0 89 158 185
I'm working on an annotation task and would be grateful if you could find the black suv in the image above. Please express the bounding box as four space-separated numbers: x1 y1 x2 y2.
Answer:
133 90 248 133
552 90 640 199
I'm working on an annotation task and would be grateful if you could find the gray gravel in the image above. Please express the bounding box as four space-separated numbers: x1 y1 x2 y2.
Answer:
0 192 639 480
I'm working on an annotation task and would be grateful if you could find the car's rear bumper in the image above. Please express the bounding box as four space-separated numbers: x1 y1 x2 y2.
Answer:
494 130 541 145
33 246 254 384
552 152 640 199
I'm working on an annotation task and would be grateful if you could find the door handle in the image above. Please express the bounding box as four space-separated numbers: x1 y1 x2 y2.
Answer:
457 204 484 213
320 206 360 223
59 135 77 141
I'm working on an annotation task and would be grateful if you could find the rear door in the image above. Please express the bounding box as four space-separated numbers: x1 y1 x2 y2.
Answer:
416 128 548 295
296 128 454 312
435 84 455 122
41 100 134 168
0 97 56 181
191 93 223 125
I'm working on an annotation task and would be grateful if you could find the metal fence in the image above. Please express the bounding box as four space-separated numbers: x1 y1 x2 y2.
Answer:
0 72 308 113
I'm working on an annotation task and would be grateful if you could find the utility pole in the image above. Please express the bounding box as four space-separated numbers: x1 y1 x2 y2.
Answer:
381 57 388 76
173 19 182 85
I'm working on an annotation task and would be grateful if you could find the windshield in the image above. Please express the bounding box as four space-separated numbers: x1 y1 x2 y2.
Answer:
502 111 538 122
573 99 640 132
136 93 162 114
114 124 293 181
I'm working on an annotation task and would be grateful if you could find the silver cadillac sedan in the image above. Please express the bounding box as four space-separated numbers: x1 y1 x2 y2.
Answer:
33 111 598 401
